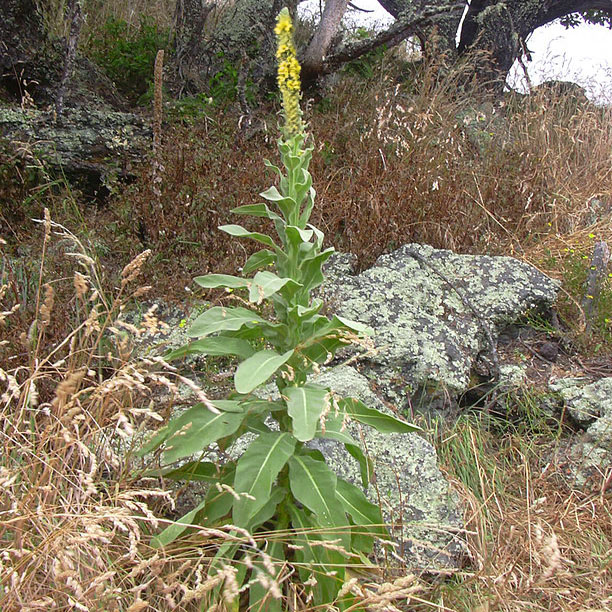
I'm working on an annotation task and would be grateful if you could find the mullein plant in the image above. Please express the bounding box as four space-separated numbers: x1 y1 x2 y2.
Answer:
140 8 417 609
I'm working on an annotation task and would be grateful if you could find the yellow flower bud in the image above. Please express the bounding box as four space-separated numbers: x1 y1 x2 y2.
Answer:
275 8 304 137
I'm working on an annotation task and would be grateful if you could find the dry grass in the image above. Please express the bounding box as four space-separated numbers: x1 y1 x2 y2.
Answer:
418 415 612 611
0 212 241 610
2 39 611 611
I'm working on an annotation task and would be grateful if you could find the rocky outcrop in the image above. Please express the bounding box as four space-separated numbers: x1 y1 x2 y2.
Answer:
0 107 151 198
322 244 559 418
310 365 466 570
551 377 612 489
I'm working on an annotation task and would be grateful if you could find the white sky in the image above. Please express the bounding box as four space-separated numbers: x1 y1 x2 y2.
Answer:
300 0 612 105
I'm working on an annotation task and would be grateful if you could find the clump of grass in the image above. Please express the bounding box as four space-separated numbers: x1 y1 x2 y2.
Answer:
419 394 612 611
0 211 253 610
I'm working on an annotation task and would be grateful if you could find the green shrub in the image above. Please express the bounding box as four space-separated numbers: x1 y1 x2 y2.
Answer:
89 16 169 103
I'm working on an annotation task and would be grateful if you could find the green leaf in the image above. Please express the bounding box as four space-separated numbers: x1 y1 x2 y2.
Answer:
248 539 284 612
194 273 248 290
231 203 282 222
155 461 219 482
285 225 313 246
259 186 296 219
165 336 255 361
234 349 294 394
248 487 286 531
333 315 373 336
335 479 388 540
153 498 208 547
189 306 266 337
249 271 293 303
287 505 348 606
233 432 297 527
284 384 329 442
317 413 373 488
299 248 334 292
288 454 349 548
243 249 276 275
340 398 420 434
157 407 244 463
219 224 280 251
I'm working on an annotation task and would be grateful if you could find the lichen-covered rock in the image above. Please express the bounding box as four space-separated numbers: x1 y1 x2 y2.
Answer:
551 377 612 489
0 107 150 196
549 377 604 426
322 244 559 409
309 365 466 570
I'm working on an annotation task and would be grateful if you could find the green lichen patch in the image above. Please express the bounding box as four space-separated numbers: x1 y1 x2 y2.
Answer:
323 244 559 399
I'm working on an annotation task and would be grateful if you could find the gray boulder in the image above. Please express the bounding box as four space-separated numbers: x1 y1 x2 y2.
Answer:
310 365 466 570
323 244 559 414
0 107 150 197
551 377 612 489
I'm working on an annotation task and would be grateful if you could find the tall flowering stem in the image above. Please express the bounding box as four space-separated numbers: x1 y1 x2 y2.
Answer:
142 7 418 610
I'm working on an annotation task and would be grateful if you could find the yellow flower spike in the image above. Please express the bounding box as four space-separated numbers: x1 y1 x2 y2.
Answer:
275 8 304 138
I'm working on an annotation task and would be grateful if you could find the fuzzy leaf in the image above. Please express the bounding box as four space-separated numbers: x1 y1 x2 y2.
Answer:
317 413 373 487
249 271 293 303
335 479 388 540
284 384 329 442
233 432 296 527
339 398 420 434
234 349 293 394
165 337 255 361
242 249 276 275
152 498 207 548
288 454 349 547
189 306 265 337
194 274 248 290
158 407 244 463
219 224 280 251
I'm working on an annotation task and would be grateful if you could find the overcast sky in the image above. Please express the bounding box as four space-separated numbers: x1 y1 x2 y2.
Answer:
300 0 612 104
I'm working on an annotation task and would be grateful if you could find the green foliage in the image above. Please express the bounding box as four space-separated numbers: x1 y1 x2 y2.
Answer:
140 102 417 610
208 55 256 107
89 16 169 103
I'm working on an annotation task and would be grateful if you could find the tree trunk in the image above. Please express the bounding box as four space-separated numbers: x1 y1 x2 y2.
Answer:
458 0 612 85
302 0 350 81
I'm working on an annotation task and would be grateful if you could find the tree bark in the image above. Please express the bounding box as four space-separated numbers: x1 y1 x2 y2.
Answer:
458 0 612 84
376 0 462 53
302 0 350 80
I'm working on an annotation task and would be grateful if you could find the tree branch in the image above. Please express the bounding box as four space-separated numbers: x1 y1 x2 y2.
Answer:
319 2 465 76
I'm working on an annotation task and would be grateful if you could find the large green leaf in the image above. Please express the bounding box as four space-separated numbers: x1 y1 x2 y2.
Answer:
231 203 282 222
299 248 335 292
340 397 420 434
233 432 297 527
152 498 207 548
285 225 313 246
155 407 244 463
194 273 248 290
287 454 349 548
287 505 349 607
165 336 255 361
234 349 294 394
219 224 280 251
247 487 286 531
189 306 265 337
260 186 296 219
248 538 284 612
249 271 293 303
335 478 388 540
284 384 329 442
243 249 275 275
317 413 373 488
